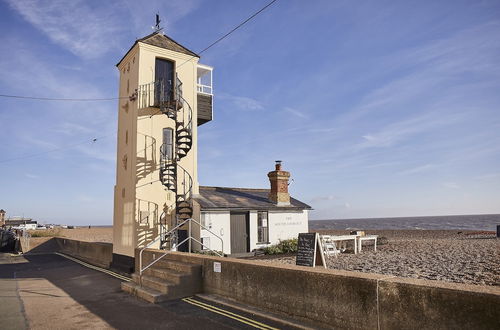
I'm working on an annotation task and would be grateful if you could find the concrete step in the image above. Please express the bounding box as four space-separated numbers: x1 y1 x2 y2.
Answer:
154 259 201 275
121 281 169 304
131 274 199 299
144 266 200 288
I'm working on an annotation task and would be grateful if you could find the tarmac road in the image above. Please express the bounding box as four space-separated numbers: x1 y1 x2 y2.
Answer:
0 253 297 330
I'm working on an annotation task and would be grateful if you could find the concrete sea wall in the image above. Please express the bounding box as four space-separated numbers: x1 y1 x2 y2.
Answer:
139 249 500 329
54 238 113 269
21 237 113 269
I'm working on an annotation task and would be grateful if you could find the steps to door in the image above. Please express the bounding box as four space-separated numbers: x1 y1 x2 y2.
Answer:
122 258 201 303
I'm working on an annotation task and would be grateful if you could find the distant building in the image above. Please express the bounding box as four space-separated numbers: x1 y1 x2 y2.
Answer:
4 217 37 230
0 209 5 226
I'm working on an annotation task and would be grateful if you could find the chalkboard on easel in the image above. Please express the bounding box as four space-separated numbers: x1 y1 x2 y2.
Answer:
296 233 326 268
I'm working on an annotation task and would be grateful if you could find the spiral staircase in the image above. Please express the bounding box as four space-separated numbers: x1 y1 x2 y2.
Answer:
158 76 194 250
137 76 194 250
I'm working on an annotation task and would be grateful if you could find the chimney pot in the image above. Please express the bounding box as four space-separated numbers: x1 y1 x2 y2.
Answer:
275 160 282 171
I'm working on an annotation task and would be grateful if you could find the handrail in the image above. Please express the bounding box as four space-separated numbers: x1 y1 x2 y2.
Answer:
184 218 224 257
138 217 224 275
139 217 190 275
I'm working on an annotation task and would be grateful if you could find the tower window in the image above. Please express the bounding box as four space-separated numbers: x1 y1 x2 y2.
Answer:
162 128 174 161
122 154 128 170
125 130 128 145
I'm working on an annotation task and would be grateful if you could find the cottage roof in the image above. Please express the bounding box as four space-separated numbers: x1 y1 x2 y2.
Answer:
195 186 312 211
116 32 199 67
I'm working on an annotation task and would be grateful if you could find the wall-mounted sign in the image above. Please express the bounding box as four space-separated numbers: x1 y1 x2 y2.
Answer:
213 261 221 273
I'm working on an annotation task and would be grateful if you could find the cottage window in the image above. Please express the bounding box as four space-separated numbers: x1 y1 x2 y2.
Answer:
257 211 269 243
201 212 211 229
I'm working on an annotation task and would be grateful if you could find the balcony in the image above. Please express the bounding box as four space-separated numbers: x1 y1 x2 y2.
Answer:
197 64 213 126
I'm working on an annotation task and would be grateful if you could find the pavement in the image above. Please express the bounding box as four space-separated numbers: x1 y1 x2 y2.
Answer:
0 253 301 330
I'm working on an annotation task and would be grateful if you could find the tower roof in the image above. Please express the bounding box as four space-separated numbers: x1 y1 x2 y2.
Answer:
116 32 199 67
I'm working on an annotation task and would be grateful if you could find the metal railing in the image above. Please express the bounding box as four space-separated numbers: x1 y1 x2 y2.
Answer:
139 217 224 275
136 199 159 225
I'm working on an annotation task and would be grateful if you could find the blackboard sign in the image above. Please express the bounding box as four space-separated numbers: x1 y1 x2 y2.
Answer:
296 233 325 268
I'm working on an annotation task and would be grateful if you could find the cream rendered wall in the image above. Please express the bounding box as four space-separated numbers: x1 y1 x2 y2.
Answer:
113 41 200 257
113 46 140 257
134 43 199 251
199 211 230 254
248 211 258 251
267 210 309 245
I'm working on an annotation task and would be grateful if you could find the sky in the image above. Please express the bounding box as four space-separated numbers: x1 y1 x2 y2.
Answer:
0 0 499 225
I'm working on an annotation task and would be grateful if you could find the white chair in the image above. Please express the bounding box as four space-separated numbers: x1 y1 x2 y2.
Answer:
320 235 341 258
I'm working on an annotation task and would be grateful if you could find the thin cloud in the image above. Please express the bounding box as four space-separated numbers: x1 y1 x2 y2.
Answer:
218 93 264 111
398 164 435 176
310 195 339 203
284 107 308 119
6 0 124 59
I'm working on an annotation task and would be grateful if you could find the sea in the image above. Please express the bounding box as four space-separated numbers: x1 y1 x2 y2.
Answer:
309 214 500 232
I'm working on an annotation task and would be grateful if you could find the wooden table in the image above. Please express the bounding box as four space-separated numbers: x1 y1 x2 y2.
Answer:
357 235 378 253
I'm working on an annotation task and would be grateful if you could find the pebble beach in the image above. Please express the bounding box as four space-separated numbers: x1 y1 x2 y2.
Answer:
56 227 499 286
252 230 500 286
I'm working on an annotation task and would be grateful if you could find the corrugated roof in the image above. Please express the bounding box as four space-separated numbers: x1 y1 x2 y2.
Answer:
195 186 312 211
116 32 199 67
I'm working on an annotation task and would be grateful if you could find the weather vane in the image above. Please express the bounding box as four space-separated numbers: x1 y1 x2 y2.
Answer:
153 13 163 33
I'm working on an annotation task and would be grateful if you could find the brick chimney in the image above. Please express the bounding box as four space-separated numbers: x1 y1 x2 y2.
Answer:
268 161 291 206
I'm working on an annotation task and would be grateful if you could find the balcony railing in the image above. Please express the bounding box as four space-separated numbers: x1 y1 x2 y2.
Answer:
197 84 212 95
197 64 213 96
137 77 182 110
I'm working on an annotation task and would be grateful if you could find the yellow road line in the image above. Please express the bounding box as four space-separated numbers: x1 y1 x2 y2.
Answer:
185 297 279 330
183 297 279 330
54 252 131 282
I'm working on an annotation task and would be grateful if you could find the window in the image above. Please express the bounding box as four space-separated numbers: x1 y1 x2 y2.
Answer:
201 237 210 250
122 154 128 170
201 212 211 229
162 128 173 161
257 211 269 243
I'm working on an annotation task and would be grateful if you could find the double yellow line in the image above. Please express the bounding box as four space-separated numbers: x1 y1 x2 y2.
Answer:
54 252 131 282
182 297 279 330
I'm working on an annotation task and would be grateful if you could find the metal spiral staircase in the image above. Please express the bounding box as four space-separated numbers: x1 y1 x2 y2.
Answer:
154 76 194 249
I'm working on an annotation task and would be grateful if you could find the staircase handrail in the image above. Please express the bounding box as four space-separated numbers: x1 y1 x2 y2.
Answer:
139 217 190 275
136 133 156 156
175 162 193 201
139 218 224 275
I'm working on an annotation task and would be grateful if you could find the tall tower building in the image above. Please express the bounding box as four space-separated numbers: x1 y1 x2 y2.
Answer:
112 30 213 272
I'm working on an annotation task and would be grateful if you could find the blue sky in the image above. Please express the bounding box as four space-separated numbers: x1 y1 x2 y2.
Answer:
1 0 499 225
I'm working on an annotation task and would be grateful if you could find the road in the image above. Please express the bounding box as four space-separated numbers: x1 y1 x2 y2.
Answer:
0 253 298 330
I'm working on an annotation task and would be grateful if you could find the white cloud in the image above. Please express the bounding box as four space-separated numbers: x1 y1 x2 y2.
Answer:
6 0 124 59
398 164 435 176
284 107 308 119
310 195 338 203
25 173 39 179
218 93 264 111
